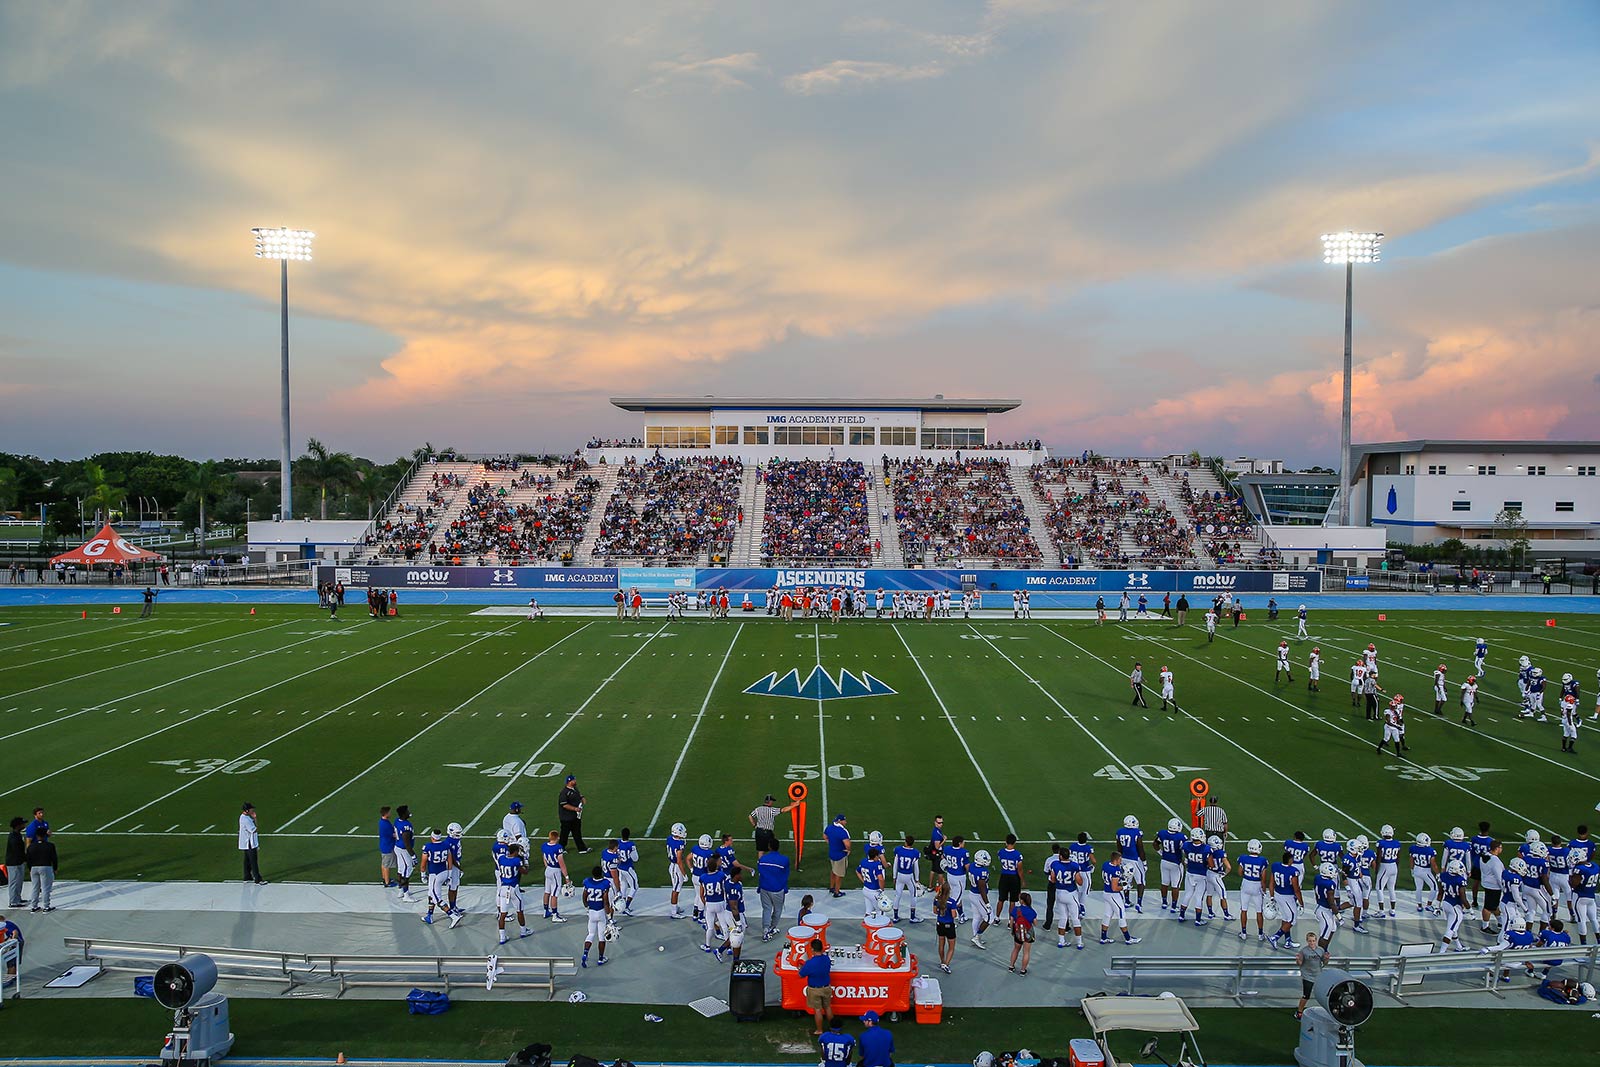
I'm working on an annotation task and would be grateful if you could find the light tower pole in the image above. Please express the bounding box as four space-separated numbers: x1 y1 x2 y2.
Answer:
1320 231 1382 526
252 227 315 520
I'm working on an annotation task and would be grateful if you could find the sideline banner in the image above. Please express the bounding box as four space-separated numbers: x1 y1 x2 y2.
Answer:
320 564 617 590
618 566 696 589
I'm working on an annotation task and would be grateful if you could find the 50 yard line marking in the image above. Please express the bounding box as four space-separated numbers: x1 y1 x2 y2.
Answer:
277 621 595 831
466 621 672 832
894 625 1014 831
646 623 743 835
964 622 1182 822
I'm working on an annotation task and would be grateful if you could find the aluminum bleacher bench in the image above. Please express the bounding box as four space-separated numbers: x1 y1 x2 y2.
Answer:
62 937 310 989
1384 944 1598 1001
310 953 576 997
1103 954 1384 1001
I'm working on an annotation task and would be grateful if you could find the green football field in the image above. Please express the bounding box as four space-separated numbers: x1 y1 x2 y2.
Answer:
2 604 1596 885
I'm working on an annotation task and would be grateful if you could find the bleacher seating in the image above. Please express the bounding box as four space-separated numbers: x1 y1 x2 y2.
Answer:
590 455 743 563
760 459 871 563
1176 468 1280 566
1029 458 1197 568
887 457 1040 565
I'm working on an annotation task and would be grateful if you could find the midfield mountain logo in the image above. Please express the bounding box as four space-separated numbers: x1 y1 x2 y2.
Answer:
743 666 897 701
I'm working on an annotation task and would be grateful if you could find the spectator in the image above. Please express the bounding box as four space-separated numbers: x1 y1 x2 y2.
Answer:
761 460 870 563
558 774 588 854
756 840 792 940
858 1009 895 1067
592 455 742 562
888 456 1040 565
239 802 266 885
798 938 833 1036
5 818 26 909
25 829 56 912
1296 932 1330 1019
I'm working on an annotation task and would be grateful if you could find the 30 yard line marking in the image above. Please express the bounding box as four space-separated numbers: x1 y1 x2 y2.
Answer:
276 622 596 831
100 620 477 830
894 625 1017 830
0 623 432 801
466 621 672 832
646 624 743 835
964 623 1181 822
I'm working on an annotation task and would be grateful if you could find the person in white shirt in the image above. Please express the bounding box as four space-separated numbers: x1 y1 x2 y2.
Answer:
1159 667 1176 713
526 597 544 621
239 802 266 885
1203 610 1217 643
502 800 530 848
1012 590 1022 619
1459 676 1479 727
1307 648 1321 693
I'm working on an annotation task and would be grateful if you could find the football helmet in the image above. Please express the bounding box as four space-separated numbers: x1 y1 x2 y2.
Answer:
1167 817 1183 833
1299 604 1306 611
1190 827 1205 842
1318 861 1337 880
1467 675 1476 683
1247 839 1262 855
867 830 884 848
876 891 894 913
1437 664 1447 673
495 829 512 845
1367 643 1376 652
1564 673 1574 684
1346 839 1362 856
1526 830 1542 844
1450 827 1465 841
698 834 713 850
602 919 620 943
670 822 687 839
1354 835 1369 851
447 822 463 838
1207 835 1222 849
1416 832 1432 847
1123 815 1140 829
1583 983 1597 1001
1509 858 1530 876
1529 841 1549 859
1520 655 1531 668
1445 859 1466 877
974 849 992 868
1509 917 1527 933
1322 828 1337 843
1532 667 1545 679
561 880 576 897
1380 824 1395 839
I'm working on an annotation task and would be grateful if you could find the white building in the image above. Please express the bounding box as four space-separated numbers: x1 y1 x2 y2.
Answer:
1350 440 1600 554
247 519 371 563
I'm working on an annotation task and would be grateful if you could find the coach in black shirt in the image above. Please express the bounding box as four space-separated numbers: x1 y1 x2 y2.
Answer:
557 775 588 854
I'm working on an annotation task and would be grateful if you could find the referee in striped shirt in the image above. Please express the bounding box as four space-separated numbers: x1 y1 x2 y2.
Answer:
750 793 799 852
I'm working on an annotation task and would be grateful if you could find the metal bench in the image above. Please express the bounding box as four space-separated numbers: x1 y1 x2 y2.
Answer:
1 939 20 1005
1386 944 1599 1000
310 952 576 997
1104 953 1384 1001
62 937 311 989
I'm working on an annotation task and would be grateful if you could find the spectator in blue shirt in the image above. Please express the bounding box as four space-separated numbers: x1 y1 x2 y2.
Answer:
797 939 833 1035
378 806 397 889
818 1020 854 1066
824 815 851 899
756 841 792 939
858 1009 895 1067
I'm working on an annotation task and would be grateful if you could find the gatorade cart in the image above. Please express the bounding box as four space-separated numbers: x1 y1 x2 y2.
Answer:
1078 994 1207 1067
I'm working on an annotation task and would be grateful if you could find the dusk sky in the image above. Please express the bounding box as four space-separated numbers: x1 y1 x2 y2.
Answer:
2 2 1596 465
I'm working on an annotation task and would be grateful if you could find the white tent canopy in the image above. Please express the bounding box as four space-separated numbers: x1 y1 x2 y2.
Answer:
1081 994 1200 1034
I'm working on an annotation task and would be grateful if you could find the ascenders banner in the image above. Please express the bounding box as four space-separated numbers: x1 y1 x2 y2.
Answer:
319 564 1321 594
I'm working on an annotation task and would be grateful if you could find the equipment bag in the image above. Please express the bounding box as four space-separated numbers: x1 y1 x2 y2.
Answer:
133 975 156 998
406 988 451 1014
505 1044 553 1067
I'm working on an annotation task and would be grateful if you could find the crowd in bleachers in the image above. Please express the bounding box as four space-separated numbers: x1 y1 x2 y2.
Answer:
1030 458 1195 568
431 475 602 564
760 460 871 563
888 456 1040 564
1176 474 1278 566
362 483 458 561
586 436 646 449
591 455 743 562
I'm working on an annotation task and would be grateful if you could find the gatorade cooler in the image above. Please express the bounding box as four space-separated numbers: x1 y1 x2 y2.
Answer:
1068 1038 1106 1067
913 977 942 1024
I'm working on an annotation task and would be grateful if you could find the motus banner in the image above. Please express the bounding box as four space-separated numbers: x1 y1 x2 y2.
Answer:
320 565 618 589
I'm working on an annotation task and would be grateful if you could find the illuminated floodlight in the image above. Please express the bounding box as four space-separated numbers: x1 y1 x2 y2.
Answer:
252 227 315 261
1320 231 1382 265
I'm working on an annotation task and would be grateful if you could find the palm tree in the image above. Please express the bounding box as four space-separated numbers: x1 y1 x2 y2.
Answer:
81 460 127 526
297 438 358 520
0 467 18 514
184 461 229 554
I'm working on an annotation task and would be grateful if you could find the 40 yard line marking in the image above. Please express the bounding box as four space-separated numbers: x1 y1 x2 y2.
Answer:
646 624 743 835
276 621 596 831
466 620 673 832
894 625 1015 831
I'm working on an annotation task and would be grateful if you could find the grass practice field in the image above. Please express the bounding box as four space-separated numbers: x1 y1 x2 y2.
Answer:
2 603 1596 885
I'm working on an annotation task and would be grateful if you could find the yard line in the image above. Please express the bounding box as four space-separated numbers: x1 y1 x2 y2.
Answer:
0 616 104 642
646 624 743 835
97 621 467 830
0 619 302 703
894 625 1014 831
0 623 434 801
962 622 1181 822
284 640 579 823
1156 634 1552 835
815 622 829 823
1479 622 1600 657
1043 627 1372 835
0 618 155 656
466 621 671 831
1262 625 1600 786
0 622 332 745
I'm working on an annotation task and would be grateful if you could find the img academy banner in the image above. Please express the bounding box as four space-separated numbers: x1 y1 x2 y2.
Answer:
322 564 618 590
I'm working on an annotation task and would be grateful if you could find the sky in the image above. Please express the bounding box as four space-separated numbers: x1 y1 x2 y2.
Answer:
1 1 1597 466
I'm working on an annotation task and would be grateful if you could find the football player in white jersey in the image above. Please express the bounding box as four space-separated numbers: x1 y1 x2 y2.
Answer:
1561 694 1581 753
1203 609 1217 642
1432 665 1449 715
1350 660 1367 708
1307 647 1321 692
526 597 543 620
1020 591 1032 619
1363 643 1378 672
1158 666 1176 713
1376 694 1404 757
1459 675 1479 727
1274 641 1293 684
1012 590 1023 618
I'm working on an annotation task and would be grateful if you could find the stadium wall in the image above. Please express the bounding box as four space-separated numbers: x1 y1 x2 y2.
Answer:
317 564 1321 596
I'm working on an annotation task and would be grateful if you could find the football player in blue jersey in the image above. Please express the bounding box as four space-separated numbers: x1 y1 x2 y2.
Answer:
580 864 613 967
1049 850 1085 949
1177 828 1210 926
699 855 729 954
540 830 571 924
394 805 417 903
1295 603 1309 640
1441 828 1471 888
493 829 512 864
968 849 994 949
942 835 970 915
891 835 922 925
857 846 887 920
1410 833 1440 914
996 835 1025 925
1468 821 1494 909
1473 636 1488 677
1522 840 1553 932
1373 825 1402 919
1570 850 1599 944
1528 666 1548 722
420 829 459 928
1205 835 1232 921
714 865 748 964
1267 850 1304 951
1548 835 1573 924
1481 917 1536 976
615 828 640 915
1098 852 1141 946
1312 828 1342 870
666 822 688 919
690 833 715 923
1157 817 1186 912
1438 858 1468 952
1068 832 1096 871
494 842 533 945
1516 655 1534 715
1115 816 1147 913
717 833 739 881
1341 836 1372 933
445 822 466 919
1283 831 1311 885
1312 861 1344 951
1503 856 1528 930
1235 839 1269 942
600 838 622 906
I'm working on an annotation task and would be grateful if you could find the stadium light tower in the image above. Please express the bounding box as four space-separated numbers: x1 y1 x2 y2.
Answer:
1321 231 1382 526
252 227 315 521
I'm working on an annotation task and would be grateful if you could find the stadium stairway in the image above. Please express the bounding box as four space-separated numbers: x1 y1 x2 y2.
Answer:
728 464 762 566
1174 464 1273 565
573 463 624 564
357 460 479 564
866 464 900 565
1008 463 1063 567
